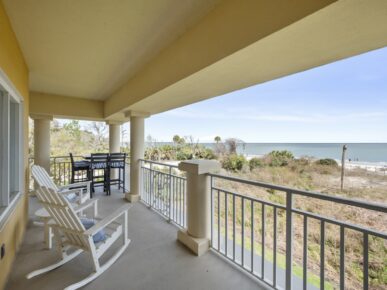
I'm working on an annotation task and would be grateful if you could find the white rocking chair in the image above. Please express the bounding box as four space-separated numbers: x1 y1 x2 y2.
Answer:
27 185 131 290
32 164 92 207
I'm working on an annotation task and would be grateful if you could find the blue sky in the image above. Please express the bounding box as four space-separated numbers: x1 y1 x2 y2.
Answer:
67 48 387 143
140 47 387 143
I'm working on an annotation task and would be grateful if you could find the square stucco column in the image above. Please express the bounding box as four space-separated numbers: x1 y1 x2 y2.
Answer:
31 114 53 174
125 111 150 202
177 160 220 256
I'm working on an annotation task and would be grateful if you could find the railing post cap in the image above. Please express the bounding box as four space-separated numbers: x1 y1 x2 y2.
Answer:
178 160 220 175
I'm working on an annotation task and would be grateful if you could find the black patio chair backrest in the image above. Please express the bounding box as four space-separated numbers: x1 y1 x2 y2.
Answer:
90 153 109 170
109 153 126 169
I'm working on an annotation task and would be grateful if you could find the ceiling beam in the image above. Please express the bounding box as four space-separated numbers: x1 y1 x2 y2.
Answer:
30 91 104 121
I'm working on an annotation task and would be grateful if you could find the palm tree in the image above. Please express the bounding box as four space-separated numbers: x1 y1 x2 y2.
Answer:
214 136 221 143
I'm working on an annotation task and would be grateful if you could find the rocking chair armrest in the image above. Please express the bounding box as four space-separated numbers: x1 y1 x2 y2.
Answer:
84 204 132 236
59 181 91 191
73 199 98 214
59 188 84 195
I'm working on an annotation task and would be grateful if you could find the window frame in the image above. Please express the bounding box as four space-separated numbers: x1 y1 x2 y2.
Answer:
0 68 24 226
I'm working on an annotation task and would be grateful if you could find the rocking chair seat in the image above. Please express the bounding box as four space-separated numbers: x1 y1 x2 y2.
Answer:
80 218 106 243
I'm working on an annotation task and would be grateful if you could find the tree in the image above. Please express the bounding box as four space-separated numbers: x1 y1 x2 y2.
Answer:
63 120 81 139
214 136 221 143
173 135 181 144
88 122 108 152
224 138 245 155
121 126 128 149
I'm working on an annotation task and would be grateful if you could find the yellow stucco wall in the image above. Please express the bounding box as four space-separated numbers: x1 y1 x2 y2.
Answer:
0 1 29 289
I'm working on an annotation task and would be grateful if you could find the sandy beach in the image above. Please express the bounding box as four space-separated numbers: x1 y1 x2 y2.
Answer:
243 154 387 175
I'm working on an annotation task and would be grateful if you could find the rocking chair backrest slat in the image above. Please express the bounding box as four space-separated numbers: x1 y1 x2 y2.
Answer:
32 165 59 191
35 185 91 249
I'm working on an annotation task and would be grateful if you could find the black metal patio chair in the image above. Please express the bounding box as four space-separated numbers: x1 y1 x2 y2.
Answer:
108 153 126 194
89 153 109 197
69 153 90 184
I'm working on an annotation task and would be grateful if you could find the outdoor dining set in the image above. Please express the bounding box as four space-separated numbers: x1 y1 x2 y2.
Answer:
69 152 127 196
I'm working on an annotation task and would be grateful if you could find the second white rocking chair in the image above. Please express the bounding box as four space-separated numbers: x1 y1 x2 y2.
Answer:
32 164 91 205
27 185 131 290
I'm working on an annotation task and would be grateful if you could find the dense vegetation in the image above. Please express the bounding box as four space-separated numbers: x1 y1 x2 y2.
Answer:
29 119 110 157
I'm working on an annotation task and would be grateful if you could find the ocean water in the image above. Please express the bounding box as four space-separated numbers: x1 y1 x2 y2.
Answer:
207 143 387 163
149 143 387 163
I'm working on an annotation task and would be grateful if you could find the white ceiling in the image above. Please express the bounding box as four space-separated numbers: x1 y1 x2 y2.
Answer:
3 0 221 100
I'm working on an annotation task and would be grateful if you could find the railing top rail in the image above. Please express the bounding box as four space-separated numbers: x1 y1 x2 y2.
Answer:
140 158 179 169
30 155 83 160
209 173 387 213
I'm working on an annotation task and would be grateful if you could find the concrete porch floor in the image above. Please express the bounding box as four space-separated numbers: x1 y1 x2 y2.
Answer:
6 190 263 290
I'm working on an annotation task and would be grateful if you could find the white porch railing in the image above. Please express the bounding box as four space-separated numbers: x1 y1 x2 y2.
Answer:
209 173 387 290
140 159 187 228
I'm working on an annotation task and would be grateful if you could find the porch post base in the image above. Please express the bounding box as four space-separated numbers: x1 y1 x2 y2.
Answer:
125 193 140 203
177 229 210 256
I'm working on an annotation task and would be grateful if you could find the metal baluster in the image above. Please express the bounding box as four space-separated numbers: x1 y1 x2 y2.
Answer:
273 207 277 288
217 190 220 251
225 192 228 257
211 179 213 247
320 220 325 290
233 194 236 261
159 173 162 213
146 168 149 204
67 162 70 185
363 233 369 290
155 172 158 211
174 176 177 222
242 197 245 267
303 216 308 290
180 178 182 226
147 167 150 204
285 191 293 290
54 158 57 183
262 203 265 279
177 177 180 224
162 173 165 214
141 167 144 202
150 163 153 208
251 200 254 273
58 159 61 185
163 172 165 214
168 167 172 222
158 173 160 212
183 177 186 227
340 226 345 290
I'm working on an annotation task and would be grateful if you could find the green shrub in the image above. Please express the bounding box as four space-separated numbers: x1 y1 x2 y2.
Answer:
158 145 175 160
249 157 264 170
145 147 160 160
221 154 247 172
195 147 216 159
176 147 193 160
266 150 294 167
316 158 338 166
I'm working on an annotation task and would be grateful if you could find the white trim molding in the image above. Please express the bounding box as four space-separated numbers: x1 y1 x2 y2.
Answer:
0 67 24 103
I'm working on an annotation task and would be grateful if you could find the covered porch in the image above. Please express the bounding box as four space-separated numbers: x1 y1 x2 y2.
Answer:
6 191 260 290
0 0 387 290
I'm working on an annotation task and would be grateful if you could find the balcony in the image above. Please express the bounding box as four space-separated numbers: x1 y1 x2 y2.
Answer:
1 1 387 290
12 157 387 290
